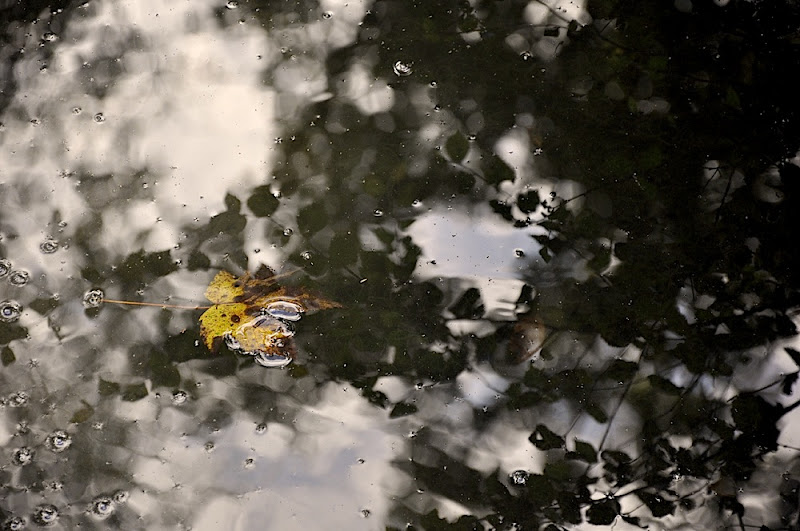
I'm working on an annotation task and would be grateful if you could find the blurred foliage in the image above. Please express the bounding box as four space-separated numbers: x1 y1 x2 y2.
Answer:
3 0 800 528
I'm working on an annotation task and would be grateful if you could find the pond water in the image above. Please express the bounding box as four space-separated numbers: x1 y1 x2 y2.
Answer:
2 0 800 529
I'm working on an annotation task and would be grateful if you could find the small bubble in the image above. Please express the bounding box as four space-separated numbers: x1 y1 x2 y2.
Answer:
42 32 58 42
520 51 533 61
172 390 188 405
72 107 82 114
244 458 255 469
92 421 104 430
204 442 215 453
433 104 442 112
509 469 529 486
46 430 72 453
514 248 525 258
0 259 11 277
225 0 238 8
112 490 129 504
30 118 41 126
300 251 312 261
357 458 365 464
12 447 34 466
40 239 59 254
322 10 333 19
0 300 22 323
93 112 105 123
392 60 413 77
283 228 293 237
89 496 114 520
533 148 544 156
31 505 59 527
360 509 371 518
411 199 422 208
3 516 26 531
429 80 437 87
414 382 424 390
83 289 104 308
373 209 384 217
468 134 477 141
8 270 29 286
255 423 267 434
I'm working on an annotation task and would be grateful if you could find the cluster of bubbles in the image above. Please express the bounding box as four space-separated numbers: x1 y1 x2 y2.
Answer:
0 258 29 286
83 289 104 308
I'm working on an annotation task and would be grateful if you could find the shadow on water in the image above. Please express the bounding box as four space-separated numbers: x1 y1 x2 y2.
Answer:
2 0 800 529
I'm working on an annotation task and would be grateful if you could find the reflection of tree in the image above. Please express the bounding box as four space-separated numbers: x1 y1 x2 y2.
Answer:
3 0 800 528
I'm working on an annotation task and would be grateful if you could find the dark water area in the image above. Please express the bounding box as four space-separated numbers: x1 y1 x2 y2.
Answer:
2 0 800 529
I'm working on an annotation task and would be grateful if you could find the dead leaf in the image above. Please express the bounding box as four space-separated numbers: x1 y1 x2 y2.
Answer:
198 270 340 361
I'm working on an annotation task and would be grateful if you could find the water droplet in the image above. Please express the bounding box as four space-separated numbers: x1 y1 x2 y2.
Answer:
93 113 105 123
172 390 188 405
42 32 58 42
411 199 422 208
255 423 267 434
0 259 11 277
83 289 104 308
225 0 238 8
520 51 533 61
514 248 525 258
89 496 114 520
0 300 22 323
300 251 312 261
429 80 437 87
509 469 529 486
264 301 303 322
46 430 72 453
12 447 34 466
244 458 255 469
322 10 333 19
72 107 82 115
3 516 26 531
8 270 29 286
112 490 129 504
40 239 59 254
373 209 384 217
283 228 293 237
31 505 58 527
392 60 413 77
468 134 477 141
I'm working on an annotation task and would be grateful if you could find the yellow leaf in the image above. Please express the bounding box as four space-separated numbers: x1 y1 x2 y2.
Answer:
198 269 340 359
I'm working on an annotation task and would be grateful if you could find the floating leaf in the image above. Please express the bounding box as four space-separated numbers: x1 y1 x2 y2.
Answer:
198 269 340 365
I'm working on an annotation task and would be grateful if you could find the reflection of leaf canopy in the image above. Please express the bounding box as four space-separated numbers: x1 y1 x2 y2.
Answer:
199 270 340 351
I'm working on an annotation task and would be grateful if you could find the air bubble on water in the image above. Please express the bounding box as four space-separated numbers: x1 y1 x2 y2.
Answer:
0 259 11 277
30 118 41 126
225 0 238 8
40 239 59 254
204 442 215 453
72 107 82 115
264 301 303 322
12 447 34 466
3 516 26 530
360 509 371 518
468 134 477 141
112 490 129 504
244 458 255 469
392 60 412 77
411 199 422 208
42 32 58 42
283 228 293 237
300 251 312 261
89 496 114 520
83 289 104 308
46 430 72 453
0 300 22 323
509 469 529 486
520 51 533 61
8 270 29 286
172 390 188 405
322 10 333 19
31 505 59 527
429 80 437 87
357 458 365 464
255 423 267 434
514 248 525 258
93 113 105 123
373 209 384 217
